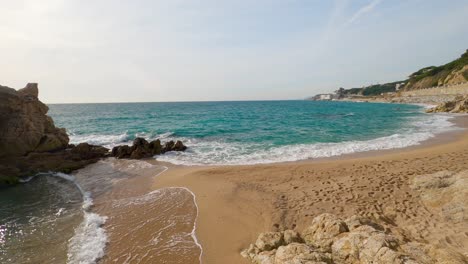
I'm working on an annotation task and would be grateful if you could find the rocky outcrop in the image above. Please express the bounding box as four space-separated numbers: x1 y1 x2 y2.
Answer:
0 83 69 157
111 138 187 159
426 95 468 113
0 84 110 184
241 213 466 264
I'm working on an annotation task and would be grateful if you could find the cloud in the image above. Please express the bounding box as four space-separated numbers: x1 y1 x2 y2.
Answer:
346 0 382 26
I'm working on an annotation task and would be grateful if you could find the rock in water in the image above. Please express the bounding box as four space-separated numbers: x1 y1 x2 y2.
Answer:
0 84 110 185
0 83 69 157
111 138 187 159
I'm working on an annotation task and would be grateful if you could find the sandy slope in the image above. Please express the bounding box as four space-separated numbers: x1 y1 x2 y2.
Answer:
152 117 468 263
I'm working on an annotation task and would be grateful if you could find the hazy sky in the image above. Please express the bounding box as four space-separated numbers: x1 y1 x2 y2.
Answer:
1 0 467 103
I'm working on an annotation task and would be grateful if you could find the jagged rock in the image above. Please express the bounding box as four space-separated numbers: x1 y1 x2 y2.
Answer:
252 250 276 264
302 213 348 252
283 230 302 244
71 143 109 160
275 243 332 264
344 215 384 232
426 95 468 113
255 232 285 251
241 214 461 264
163 140 175 152
149 139 163 155
173 140 187 151
0 83 69 157
111 137 187 159
112 145 132 159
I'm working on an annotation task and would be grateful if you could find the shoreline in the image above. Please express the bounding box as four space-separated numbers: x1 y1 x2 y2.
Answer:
150 114 468 263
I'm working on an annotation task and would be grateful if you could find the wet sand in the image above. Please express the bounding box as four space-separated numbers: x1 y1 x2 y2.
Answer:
152 115 468 263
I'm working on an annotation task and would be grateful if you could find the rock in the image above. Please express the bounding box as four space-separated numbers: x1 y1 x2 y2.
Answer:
283 230 303 244
71 143 109 160
302 213 348 252
111 138 187 159
252 250 276 264
163 140 175 152
173 140 187 151
149 139 163 155
255 232 285 251
426 95 468 113
112 145 132 159
242 213 468 264
344 215 384 232
275 243 331 264
0 83 69 157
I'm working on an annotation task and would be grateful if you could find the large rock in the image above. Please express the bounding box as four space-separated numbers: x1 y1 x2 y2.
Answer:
426 95 468 113
111 138 187 159
0 83 69 157
275 243 331 264
302 213 348 252
241 214 464 264
255 232 285 251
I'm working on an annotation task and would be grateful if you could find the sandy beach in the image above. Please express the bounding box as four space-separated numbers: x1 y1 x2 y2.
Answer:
150 115 468 263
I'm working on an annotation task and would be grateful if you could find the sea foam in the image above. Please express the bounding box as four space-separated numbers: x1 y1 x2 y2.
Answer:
50 173 108 264
156 113 460 165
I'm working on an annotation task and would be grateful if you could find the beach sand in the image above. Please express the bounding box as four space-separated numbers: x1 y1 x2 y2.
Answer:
151 116 468 263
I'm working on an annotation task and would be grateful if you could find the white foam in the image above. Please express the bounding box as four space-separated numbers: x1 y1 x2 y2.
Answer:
48 172 108 264
69 133 130 148
157 114 460 165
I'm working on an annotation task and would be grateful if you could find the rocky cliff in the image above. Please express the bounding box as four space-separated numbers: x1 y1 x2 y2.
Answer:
0 83 69 157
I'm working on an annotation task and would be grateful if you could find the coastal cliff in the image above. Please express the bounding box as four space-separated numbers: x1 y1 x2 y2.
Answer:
0 83 69 157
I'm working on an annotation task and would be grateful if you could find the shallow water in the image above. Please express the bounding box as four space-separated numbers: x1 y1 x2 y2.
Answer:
0 160 201 264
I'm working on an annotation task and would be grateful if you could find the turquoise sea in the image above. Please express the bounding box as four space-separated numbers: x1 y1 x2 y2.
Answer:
49 100 455 165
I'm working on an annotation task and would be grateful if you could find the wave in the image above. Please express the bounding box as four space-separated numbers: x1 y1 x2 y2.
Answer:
69 132 175 149
50 172 108 264
156 114 460 165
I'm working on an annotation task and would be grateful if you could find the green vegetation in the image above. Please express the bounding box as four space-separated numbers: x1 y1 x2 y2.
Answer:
407 49 468 87
343 81 405 96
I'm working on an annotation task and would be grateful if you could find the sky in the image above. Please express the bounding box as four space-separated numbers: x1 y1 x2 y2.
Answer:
1 0 467 103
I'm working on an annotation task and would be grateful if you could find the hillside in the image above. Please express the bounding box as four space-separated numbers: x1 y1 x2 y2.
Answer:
341 49 468 96
403 49 468 90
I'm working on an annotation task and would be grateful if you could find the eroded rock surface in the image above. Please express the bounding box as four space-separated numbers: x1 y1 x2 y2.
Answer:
0 83 69 157
241 213 467 264
111 138 187 159
426 95 468 113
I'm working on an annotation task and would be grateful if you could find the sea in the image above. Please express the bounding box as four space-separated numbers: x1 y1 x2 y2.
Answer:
0 100 459 263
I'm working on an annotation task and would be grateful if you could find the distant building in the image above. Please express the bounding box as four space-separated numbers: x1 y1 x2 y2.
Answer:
309 93 334 101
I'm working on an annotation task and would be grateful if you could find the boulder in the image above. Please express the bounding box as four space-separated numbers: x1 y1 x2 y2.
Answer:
111 138 187 159
71 143 109 160
163 140 175 152
173 140 187 151
255 232 285 251
426 95 468 113
302 213 348 252
275 243 332 264
283 230 303 244
149 139 163 155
